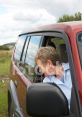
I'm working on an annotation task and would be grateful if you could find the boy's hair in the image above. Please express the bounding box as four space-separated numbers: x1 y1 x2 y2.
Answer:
35 47 61 65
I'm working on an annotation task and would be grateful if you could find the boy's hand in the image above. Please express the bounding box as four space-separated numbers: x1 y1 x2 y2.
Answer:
45 65 55 76
45 64 64 79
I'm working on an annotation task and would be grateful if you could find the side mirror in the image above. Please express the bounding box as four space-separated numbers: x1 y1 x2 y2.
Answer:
26 83 69 117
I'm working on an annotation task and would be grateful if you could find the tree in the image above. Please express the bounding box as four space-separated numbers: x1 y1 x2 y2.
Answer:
58 12 81 22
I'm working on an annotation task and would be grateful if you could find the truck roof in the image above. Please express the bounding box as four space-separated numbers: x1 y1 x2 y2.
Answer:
21 21 82 35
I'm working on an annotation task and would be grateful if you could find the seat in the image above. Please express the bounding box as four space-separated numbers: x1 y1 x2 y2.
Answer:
59 44 68 63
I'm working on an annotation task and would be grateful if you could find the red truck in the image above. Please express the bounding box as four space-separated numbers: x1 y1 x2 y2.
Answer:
8 21 82 117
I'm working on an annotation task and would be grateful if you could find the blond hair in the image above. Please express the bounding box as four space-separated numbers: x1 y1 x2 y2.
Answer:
35 47 60 65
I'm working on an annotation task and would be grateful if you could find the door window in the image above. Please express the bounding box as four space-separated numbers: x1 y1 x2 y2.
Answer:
22 36 42 81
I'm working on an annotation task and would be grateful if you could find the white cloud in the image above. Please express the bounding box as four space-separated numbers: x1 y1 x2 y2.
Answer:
0 0 82 45
0 3 56 45
14 8 56 25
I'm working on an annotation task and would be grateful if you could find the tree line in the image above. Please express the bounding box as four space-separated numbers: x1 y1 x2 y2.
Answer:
58 12 81 22
0 45 10 50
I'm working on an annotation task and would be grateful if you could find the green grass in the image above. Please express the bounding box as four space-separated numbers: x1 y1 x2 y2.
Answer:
0 50 11 77
0 56 11 76
0 80 9 117
0 50 12 117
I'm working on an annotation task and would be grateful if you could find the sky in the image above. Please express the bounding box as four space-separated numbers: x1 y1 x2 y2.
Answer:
0 0 82 45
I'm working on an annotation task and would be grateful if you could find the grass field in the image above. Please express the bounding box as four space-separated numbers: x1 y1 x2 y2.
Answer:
0 80 9 117
0 50 12 117
0 50 11 77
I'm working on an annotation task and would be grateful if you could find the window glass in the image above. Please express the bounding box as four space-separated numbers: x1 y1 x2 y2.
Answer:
23 36 42 81
22 36 30 63
77 32 82 67
14 35 27 62
25 36 41 67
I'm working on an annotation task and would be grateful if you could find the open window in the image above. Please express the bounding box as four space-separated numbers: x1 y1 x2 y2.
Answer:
43 36 68 63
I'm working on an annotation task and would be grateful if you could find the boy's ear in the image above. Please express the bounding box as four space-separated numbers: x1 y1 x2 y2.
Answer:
47 60 53 65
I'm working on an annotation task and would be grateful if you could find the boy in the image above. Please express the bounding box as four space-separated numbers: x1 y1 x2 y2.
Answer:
35 47 72 109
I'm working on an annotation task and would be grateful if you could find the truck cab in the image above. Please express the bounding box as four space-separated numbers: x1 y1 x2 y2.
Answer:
8 21 82 117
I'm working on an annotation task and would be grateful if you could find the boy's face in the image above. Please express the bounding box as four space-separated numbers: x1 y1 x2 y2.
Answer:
36 59 55 76
36 60 46 74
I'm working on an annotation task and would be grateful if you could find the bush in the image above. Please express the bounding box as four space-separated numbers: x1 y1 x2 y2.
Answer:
0 45 10 50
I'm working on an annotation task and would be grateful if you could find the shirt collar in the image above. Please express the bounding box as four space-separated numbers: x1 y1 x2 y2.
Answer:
47 75 64 85
62 63 70 71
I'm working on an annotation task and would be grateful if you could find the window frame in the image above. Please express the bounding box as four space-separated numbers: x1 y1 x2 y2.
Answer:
76 32 82 68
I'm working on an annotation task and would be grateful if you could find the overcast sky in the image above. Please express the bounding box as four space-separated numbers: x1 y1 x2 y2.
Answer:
0 0 82 45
